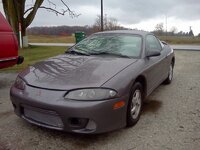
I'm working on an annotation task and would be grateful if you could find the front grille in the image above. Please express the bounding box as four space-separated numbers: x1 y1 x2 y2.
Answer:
22 106 63 129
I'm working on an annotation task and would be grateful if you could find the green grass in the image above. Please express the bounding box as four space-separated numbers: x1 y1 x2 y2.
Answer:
158 36 200 45
0 46 67 73
28 35 75 43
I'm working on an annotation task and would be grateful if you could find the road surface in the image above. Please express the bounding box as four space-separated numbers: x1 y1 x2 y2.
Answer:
0 50 200 150
171 44 200 51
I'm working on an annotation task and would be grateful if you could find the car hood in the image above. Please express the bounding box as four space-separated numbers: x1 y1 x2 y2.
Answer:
19 54 137 90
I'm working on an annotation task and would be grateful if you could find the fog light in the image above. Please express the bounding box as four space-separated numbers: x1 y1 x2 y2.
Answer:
113 101 125 110
68 118 88 128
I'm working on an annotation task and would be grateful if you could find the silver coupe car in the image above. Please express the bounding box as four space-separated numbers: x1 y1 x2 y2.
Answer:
10 30 175 134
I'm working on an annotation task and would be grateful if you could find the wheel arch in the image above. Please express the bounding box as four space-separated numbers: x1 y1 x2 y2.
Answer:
134 75 147 99
172 57 175 67
126 75 146 127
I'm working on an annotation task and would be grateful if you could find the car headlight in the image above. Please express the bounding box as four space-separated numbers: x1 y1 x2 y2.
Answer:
14 76 26 90
65 88 117 101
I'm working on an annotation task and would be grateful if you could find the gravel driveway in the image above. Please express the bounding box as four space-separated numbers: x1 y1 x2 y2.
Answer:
0 50 200 150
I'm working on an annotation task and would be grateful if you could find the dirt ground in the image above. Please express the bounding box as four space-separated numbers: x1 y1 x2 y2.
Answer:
0 50 200 150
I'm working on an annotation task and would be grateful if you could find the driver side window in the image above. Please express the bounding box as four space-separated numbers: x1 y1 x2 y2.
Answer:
146 35 162 52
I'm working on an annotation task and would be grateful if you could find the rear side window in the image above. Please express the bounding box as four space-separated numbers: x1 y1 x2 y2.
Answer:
146 35 162 52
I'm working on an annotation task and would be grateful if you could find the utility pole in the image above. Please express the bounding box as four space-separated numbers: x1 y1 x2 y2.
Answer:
165 15 167 39
101 0 104 31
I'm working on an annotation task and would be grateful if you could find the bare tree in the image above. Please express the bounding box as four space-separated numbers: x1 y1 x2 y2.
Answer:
93 15 101 31
189 26 194 37
108 17 118 30
155 23 164 32
154 23 164 35
93 15 121 31
2 0 78 47
170 26 178 35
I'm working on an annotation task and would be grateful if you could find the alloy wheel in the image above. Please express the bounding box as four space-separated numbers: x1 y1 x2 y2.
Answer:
131 89 142 119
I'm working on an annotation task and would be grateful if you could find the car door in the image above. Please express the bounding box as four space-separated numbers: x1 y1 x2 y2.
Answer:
144 35 167 95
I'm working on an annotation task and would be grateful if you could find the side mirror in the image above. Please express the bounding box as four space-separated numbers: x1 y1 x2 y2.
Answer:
146 50 161 57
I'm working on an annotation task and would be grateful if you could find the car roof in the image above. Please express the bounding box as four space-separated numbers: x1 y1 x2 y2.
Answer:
94 30 152 37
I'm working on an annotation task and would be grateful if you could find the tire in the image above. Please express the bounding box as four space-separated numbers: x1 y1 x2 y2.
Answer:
127 82 143 127
163 62 174 84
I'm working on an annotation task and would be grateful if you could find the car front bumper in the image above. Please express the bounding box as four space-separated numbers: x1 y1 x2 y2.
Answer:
10 85 129 134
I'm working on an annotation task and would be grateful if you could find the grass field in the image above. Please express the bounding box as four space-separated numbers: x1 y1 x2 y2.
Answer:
28 34 200 45
28 35 75 43
159 36 200 44
0 46 67 73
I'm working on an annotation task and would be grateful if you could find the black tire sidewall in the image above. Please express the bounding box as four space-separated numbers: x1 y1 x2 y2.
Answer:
164 63 174 84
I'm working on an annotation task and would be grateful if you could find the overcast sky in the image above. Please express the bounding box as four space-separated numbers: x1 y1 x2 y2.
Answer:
0 0 200 35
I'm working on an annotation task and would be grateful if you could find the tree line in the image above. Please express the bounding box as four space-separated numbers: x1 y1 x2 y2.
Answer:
27 15 129 36
27 26 94 35
153 23 198 37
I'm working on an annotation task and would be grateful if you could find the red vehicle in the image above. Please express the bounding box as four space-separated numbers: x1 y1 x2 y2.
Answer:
0 12 23 69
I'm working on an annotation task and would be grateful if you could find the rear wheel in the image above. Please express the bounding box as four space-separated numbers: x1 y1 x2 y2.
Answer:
164 62 174 84
127 82 143 127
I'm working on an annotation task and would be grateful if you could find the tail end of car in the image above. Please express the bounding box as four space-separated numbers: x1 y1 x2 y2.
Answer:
0 12 24 69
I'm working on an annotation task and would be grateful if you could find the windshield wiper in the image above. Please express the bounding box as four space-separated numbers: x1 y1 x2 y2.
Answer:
66 50 90 56
91 52 130 58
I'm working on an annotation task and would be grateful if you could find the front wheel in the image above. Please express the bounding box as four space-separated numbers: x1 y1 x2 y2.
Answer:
164 63 174 84
127 82 143 127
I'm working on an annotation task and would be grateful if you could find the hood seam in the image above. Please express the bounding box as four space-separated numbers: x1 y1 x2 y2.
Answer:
100 59 139 87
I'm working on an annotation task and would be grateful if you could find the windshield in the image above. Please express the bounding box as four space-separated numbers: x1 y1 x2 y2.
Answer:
72 33 142 58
